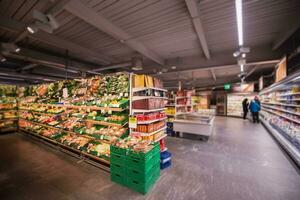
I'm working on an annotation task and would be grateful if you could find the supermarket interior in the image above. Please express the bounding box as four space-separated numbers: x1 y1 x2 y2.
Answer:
0 0 300 200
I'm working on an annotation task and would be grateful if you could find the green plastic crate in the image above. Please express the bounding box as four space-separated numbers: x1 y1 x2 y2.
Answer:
126 152 160 172
111 171 126 186
110 162 126 174
125 171 158 195
110 145 128 156
110 153 126 166
127 163 160 182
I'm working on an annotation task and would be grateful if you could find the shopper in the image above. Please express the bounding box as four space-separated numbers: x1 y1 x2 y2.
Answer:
249 96 261 123
242 98 249 120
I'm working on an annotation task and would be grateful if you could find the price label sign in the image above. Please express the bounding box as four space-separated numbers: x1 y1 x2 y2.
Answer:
63 88 68 98
129 116 137 129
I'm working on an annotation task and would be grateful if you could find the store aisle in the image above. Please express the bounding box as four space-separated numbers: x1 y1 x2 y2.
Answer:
0 117 299 200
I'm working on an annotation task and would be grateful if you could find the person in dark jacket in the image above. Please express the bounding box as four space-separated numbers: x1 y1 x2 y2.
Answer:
249 96 261 123
242 98 249 120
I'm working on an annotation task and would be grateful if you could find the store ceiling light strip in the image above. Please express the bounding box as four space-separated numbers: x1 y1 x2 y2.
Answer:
235 0 243 46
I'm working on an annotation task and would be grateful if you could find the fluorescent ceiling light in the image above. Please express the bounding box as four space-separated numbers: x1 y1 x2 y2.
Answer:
15 48 21 53
240 64 244 72
235 0 243 46
233 51 240 57
0 55 6 62
27 24 39 34
1 43 21 53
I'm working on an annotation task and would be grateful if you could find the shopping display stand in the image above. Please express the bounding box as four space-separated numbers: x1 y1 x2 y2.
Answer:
260 71 300 167
0 85 18 133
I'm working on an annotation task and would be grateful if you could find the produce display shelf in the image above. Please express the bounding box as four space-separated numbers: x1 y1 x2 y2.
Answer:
19 128 110 167
0 127 17 133
20 103 126 112
154 134 167 142
132 108 165 113
0 109 18 112
19 118 111 143
0 103 17 105
86 120 127 128
277 92 300 97
0 118 18 121
262 102 300 108
19 110 127 128
261 118 300 167
131 126 167 136
137 117 167 125
132 96 168 101
261 108 300 125
132 87 167 93
262 105 300 117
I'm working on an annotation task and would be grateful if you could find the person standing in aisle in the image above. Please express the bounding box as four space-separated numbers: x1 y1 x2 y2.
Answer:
242 98 249 120
249 96 261 123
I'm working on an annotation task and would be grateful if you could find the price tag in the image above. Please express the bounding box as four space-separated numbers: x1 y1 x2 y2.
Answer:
129 116 137 129
63 88 68 98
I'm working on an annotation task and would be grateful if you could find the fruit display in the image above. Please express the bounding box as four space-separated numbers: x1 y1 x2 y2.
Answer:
0 84 18 132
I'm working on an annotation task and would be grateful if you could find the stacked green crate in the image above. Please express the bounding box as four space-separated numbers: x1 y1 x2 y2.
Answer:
110 143 160 194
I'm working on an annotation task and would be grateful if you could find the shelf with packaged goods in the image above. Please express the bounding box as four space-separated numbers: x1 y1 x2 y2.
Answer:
277 99 300 101
19 128 110 165
132 96 168 101
19 109 127 128
132 108 165 113
262 102 300 108
175 96 189 99
154 134 167 142
165 104 175 107
18 118 112 144
277 92 300 97
131 126 167 136
137 117 167 125
261 108 300 125
19 103 127 112
260 118 300 167
132 87 167 93
262 105 300 117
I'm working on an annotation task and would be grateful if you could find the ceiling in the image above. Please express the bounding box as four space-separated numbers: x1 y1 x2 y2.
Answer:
0 0 299 87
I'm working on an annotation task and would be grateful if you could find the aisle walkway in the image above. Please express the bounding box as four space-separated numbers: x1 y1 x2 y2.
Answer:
0 117 299 200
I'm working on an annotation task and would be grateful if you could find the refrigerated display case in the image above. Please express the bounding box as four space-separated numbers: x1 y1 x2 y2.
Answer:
260 70 300 167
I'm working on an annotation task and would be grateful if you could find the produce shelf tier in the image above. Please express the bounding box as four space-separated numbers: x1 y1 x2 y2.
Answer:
19 128 110 168
20 103 127 112
262 105 300 117
19 119 111 144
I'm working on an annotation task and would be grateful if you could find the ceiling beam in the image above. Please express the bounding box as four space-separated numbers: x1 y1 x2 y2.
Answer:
210 69 216 81
185 0 210 59
65 0 164 65
0 69 60 82
272 19 300 50
92 61 132 72
245 65 259 79
0 15 112 64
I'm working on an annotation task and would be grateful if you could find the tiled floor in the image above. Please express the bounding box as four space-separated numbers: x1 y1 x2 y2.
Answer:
0 117 299 200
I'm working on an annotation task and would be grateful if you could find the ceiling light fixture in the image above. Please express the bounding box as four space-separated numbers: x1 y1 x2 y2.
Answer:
171 65 177 69
240 64 244 72
1 43 21 53
131 56 143 71
235 0 244 46
233 51 240 57
0 55 6 62
242 53 246 58
27 23 39 34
